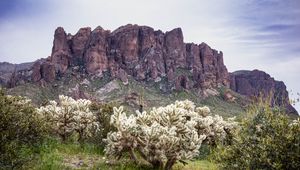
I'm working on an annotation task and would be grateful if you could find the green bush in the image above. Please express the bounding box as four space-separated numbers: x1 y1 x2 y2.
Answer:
89 102 115 146
0 89 47 169
213 103 300 170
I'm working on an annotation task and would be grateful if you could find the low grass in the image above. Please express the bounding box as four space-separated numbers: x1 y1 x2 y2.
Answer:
25 139 218 170
26 139 104 170
173 160 218 170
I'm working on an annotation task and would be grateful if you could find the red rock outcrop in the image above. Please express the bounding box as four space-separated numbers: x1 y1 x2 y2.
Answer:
230 70 297 115
50 27 72 75
70 27 91 66
84 26 110 75
30 59 56 83
164 28 186 81
31 61 42 82
41 61 56 82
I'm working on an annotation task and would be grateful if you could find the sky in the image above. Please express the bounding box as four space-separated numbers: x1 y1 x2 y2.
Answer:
0 0 299 111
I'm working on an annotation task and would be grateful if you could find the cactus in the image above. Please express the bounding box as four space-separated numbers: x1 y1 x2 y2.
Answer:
104 100 237 170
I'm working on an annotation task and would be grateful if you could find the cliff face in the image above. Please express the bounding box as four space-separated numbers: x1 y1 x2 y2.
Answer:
230 70 297 115
9 24 230 91
0 24 297 115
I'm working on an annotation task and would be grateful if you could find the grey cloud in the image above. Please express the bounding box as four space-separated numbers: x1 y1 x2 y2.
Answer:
260 24 296 32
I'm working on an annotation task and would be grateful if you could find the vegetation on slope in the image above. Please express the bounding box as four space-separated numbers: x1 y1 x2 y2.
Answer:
6 71 248 119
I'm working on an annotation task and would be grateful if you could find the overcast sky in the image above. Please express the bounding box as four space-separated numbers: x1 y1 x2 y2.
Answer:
0 0 299 111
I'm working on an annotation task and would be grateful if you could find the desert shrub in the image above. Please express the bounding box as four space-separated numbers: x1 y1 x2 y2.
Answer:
0 90 47 169
37 95 98 142
213 103 300 170
196 144 212 160
89 102 115 146
195 107 237 160
104 100 237 170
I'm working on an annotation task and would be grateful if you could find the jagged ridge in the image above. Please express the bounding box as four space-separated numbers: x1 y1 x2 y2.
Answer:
0 24 297 115
21 24 229 93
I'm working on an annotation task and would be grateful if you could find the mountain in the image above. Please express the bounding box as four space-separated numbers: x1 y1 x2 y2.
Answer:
0 24 297 116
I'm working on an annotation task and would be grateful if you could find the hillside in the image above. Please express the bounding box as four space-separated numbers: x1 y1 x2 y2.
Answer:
7 70 247 118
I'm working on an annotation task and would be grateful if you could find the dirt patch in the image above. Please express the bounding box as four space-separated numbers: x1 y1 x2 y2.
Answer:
62 154 104 169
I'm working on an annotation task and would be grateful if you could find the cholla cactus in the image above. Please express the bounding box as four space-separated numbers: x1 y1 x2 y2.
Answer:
290 118 300 126
37 95 97 142
194 114 237 146
73 99 98 142
104 100 237 170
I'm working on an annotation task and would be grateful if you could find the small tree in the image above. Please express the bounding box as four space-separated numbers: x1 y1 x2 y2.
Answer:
104 100 237 170
0 90 46 169
213 103 300 170
37 95 97 142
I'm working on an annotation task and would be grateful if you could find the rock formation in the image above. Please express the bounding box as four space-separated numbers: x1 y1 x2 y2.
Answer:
7 24 229 91
230 70 297 115
0 24 297 115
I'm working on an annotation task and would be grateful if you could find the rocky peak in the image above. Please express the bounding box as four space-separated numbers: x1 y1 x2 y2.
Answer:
52 27 70 54
51 27 72 75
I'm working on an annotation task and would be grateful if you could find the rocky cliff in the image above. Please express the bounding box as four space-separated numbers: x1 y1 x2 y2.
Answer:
8 24 230 92
0 24 297 115
230 70 297 115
